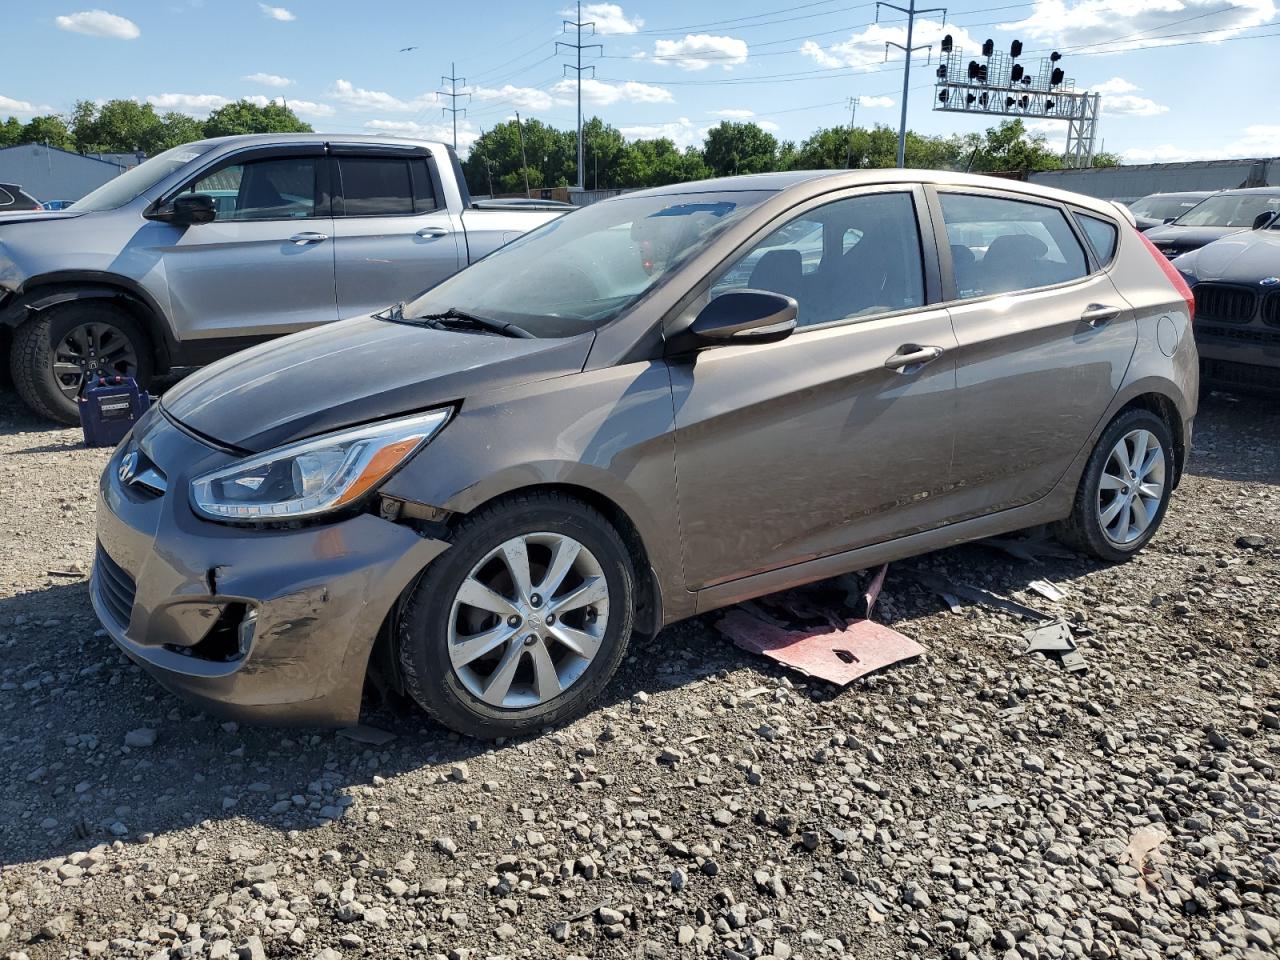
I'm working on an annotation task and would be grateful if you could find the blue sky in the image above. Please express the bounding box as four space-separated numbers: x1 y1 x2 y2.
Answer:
4 1 1279 164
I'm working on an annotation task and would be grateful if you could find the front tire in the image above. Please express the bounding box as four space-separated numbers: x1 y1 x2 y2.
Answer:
1055 408 1175 562
399 492 635 739
10 302 153 424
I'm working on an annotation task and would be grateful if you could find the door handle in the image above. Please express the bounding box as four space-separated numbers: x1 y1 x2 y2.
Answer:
416 226 448 239
1080 303 1121 327
289 232 328 244
884 344 945 372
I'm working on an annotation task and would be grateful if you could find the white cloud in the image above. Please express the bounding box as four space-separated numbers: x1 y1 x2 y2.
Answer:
244 72 293 88
1001 0 1276 52
1092 77 1137 95
468 84 555 112
802 20 975 69
365 118 479 151
653 34 749 70
618 118 707 149
244 95 335 117
1120 125 1280 164
55 10 140 39
757 120 780 132
859 95 895 109
551 78 673 105
568 3 643 34
258 3 295 21
711 108 755 119
330 79 437 113
0 94 54 116
145 93 230 114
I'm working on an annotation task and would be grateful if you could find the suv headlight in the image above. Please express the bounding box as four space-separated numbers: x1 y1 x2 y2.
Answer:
190 409 450 521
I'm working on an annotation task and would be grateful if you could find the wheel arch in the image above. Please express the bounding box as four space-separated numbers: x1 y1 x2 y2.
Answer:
1114 391 1186 487
0 272 176 372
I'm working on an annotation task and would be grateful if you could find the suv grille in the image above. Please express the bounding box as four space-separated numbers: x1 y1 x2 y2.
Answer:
1196 323 1280 346
1262 292 1280 328
1202 358 1280 393
94 542 137 629
1194 283 1258 324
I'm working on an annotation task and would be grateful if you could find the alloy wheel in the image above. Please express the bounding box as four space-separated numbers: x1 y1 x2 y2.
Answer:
1096 428 1166 546
51 321 139 400
447 532 610 709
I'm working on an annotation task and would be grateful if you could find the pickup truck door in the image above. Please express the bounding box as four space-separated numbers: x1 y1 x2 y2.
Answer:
329 147 462 317
157 144 338 340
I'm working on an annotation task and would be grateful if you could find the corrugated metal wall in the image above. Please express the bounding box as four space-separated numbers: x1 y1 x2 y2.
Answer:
1029 158 1278 202
0 145 126 202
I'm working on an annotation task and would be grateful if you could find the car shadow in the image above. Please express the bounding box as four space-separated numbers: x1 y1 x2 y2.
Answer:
1183 390 1280 485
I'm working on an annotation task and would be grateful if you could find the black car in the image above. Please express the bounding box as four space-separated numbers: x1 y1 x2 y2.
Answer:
0 182 42 213
1145 187 1280 259
1128 190 1215 232
1173 214 1280 393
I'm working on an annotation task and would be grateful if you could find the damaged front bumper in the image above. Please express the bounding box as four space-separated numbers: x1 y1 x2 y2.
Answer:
91 408 447 726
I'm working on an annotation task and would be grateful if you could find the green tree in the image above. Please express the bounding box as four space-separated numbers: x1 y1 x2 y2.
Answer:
614 138 708 187
0 117 22 148
157 112 205 149
74 99 166 153
19 115 74 151
702 121 778 177
581 116 626 189
202 100 311 138
463 119 575 195
963 120 1062 173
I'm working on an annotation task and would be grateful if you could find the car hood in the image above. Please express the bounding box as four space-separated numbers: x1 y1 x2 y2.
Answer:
161 315 593 452
1174 230 1280 282
0 210 86 225
1143 224 1243 253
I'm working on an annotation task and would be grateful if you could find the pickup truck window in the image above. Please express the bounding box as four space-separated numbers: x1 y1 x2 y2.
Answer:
337 157 435 217
187 157 320 221
69 142 212 213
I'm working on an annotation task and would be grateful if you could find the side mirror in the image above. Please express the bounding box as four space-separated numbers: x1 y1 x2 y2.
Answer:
1252 211 1278 230
668 289 797 355
152 193 216 226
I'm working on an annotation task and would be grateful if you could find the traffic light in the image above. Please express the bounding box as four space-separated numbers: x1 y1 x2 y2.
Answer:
968 60 980 80
941 34 953 53
982 38 994 57
1051 67 1064 86
1011 64 1024 83
1010 40 1023 58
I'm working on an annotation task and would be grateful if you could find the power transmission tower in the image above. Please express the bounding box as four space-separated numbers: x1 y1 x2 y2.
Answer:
845 96 859 168
437 62 469 151
557 1 602 191
877 1 946 168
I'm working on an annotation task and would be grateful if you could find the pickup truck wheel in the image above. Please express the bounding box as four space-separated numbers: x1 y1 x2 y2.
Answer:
398 492 635 739
10 303 153 425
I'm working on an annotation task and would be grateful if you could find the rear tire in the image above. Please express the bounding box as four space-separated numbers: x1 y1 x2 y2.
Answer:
11 302 153 425
1054 408 1175 562
399 492 635 739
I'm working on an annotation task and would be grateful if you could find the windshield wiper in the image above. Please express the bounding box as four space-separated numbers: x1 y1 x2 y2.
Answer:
376 301 406 322
411 308 535 339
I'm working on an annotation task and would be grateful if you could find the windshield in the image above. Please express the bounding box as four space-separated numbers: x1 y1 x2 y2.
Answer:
403 190 774 338
1130 195 1208 221
1174 192 1280 228
69 143 212 212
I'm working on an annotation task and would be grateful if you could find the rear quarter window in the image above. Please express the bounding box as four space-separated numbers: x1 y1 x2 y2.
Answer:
1074 212 1119 265
0 188 14 206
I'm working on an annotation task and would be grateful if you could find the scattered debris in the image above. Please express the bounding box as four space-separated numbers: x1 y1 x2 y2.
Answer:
1123 825 1168 893
1022 620 1088 673
1026 579 1066 603
977 533 1078 563
336 724 397 746
902 569 1051 622
717 565 924 685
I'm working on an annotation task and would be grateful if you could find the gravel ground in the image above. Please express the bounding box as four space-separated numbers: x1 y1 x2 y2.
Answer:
0 387 1276 960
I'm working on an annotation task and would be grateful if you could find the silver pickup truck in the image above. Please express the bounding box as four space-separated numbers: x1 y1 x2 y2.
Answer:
0 134 566 422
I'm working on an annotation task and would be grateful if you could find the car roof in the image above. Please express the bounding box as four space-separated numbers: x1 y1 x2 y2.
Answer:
621 168 1126 219
1212 186 1280 195
185 133 447 151
1139 190 1215 199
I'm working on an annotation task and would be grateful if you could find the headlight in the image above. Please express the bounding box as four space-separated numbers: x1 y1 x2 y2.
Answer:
190 409 450 521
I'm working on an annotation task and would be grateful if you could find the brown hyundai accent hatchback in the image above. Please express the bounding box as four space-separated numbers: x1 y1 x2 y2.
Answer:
93 170 1199 738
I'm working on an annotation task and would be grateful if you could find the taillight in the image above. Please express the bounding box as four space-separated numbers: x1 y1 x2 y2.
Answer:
1136 228 1195 321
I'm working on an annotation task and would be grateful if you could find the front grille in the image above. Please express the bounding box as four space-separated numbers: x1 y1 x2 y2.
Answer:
1195 323 1280 346
1262 292 1280 328
94 542 137 629
1202 358 1280 392
1194 283 1258 324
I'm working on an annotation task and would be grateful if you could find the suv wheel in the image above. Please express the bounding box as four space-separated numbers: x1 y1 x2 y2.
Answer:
1055 408 1175 562
399 492 635 739
11 302 153 425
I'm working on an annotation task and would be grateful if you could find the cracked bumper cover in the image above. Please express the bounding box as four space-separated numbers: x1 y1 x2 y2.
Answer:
91 409 448 726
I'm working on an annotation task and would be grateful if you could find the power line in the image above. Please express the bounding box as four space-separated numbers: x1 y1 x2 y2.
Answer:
876 0 945 167
557 1 603 191
437 62 469 150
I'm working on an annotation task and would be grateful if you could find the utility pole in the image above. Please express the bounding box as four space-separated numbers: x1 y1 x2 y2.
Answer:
877 0 946 168
437 61 469 151
557 1 602 191
514 112 531 199
844 96 859 168
477 127 495 196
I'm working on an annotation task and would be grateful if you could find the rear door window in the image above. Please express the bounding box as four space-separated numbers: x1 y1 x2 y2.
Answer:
337 157 415 217
939 192 1088 298
1074 212 1118 265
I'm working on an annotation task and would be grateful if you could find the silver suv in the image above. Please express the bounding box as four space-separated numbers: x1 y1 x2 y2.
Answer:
0 134 560 422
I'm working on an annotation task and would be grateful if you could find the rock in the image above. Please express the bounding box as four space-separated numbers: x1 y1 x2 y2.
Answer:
1099 905 1139 934
124 728 156 748
235 937 267 960
967 916 994 947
